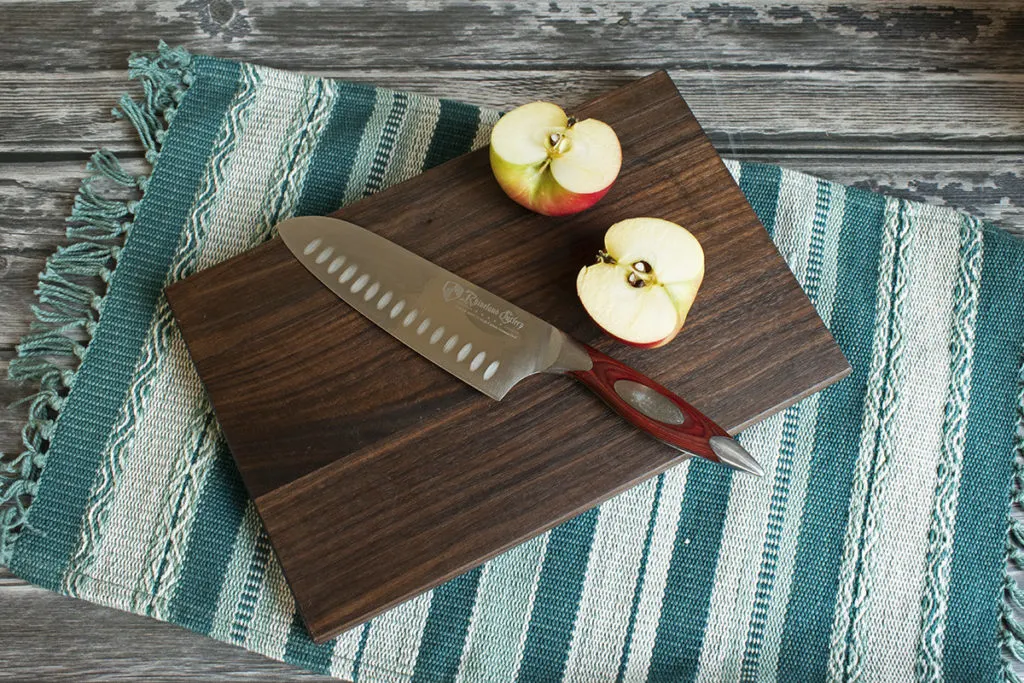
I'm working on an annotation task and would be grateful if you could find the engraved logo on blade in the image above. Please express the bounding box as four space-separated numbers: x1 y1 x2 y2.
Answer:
442 280 525 339
443 281 464 302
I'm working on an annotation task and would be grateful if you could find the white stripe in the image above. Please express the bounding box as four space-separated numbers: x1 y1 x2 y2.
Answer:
723 158 742 182
202 66 311 258
827 197 904 680
858 203 964 681
620 463 692 682
562 479 659 682
381 92 441 187
695 413 787 682
471 109 500 151
455 534 549 683
357 591 434 682
330 624 369 679
271 76 340 225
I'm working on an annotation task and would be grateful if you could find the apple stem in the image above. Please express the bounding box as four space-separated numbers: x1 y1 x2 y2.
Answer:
596 249 616 264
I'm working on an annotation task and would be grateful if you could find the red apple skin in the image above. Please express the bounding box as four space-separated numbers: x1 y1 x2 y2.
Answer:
490 147 614 217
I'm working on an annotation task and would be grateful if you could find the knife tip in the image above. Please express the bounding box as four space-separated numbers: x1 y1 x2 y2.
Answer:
709 436 764 477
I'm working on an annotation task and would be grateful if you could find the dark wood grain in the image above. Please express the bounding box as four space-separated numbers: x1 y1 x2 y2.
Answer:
166 72 849 643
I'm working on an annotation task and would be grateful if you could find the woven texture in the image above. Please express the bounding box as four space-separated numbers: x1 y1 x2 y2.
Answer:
4 45 1024 682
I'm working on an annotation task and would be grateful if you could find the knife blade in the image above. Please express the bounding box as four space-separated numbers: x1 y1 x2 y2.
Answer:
278 216 762 476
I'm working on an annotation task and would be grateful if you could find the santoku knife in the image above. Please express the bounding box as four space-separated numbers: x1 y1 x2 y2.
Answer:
278 216 762 476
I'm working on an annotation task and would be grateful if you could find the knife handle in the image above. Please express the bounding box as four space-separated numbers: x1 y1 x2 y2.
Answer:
568 344 760 475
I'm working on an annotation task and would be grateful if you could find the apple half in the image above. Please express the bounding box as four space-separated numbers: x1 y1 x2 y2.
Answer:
577 217 705 348
490 102 622 216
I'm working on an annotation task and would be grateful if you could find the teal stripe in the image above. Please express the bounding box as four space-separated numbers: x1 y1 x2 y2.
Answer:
776 187 888 679
363 91 409 196
352 622 372 681
422 99 481 170
944 224 1024 681
167 441 249 632
742 162 782 240
294 80 377 216
411 567 484 683
229 528 272 643
644 162 782 683
738 404 800 681
283 612 334 674
516 508 600 683
615 473 665 683
9 56 242 591
645 463 733 683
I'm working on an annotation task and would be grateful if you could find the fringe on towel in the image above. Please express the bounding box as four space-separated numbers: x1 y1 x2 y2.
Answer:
0 41 194 565
1002 358 1024 683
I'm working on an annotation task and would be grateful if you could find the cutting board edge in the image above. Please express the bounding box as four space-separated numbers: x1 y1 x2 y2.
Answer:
277 446 696 644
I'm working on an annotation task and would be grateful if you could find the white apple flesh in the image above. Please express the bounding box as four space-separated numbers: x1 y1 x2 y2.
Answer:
577 218 705 348
490 102 622 216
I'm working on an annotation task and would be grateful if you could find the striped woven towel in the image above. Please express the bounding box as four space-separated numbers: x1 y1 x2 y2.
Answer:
3 43 1024 683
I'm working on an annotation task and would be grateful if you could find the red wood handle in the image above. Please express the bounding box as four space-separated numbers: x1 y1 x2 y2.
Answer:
569 344 728 462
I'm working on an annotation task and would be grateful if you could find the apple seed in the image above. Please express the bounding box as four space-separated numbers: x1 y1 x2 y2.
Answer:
632 260 652 274
627 271 646 288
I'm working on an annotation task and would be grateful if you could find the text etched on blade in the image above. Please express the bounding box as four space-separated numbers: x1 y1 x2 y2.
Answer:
443 281 524 339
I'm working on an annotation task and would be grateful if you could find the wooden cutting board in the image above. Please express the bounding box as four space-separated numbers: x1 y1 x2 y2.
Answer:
165 71 850 644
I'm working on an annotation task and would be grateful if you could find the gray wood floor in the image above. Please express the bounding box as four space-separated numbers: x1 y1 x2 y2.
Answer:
1 1 1022 680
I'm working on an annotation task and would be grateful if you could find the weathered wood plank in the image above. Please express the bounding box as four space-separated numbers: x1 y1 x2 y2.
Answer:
3 69 1022 155
0 159 145 250
0 581 331 681
0 1 1021 72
